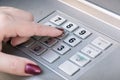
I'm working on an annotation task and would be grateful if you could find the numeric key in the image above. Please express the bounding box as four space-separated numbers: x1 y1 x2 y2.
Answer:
40 37 57 47
53 42 70 55
74 28 92 39
62 21 78 32
29 43 47 55
21 39 35 48
50 15 66 25
64 35 81 47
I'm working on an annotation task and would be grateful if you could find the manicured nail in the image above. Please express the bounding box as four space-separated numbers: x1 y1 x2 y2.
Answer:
25 63 42 75
57 32 65 38
56 27 65 37
56 27 64 32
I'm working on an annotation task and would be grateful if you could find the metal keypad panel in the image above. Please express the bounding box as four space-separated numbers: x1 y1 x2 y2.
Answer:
17 11 113 80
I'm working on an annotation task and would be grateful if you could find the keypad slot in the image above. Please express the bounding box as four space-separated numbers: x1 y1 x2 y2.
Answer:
18 11 113 79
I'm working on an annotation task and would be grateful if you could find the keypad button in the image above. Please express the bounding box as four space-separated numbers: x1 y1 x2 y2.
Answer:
64 35 81 47
44 22 56 27
91 37 112 50
70 52 90 67
57 31 68 40
62 21 78 32
40 37 58 47
41 50 60 63
50 15 66 25
59 61 79 76
81 44 102 58
29 43 47 55
22 39 35 48
53 42 70 55
74 28 92 39
33 36 41 40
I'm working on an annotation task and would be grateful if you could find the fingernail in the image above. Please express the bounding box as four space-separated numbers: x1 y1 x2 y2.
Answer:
57 32 65 38
56 27 65 37
56 27 64 32
25 63 42 75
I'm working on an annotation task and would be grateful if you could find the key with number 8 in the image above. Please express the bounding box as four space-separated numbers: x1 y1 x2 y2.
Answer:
62 21 78 32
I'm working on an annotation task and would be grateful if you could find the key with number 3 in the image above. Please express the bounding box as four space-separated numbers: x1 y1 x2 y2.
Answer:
53 42 71 55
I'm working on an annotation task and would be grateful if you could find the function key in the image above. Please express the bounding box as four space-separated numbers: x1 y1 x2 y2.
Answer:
91 37 112 50
53 42 71 55
74 28 92 39
50 15 66 25
81 44 102 58
40 37 58 47
70 52 90 67
59 60 80 76
64 35 81 47
29 43 47 55
41 50 60 63
62 21 78 32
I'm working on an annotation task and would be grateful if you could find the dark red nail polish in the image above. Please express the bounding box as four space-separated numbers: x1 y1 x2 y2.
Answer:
55 27 65 37
57 32 65 38
56 27 64 32
25 63 42 75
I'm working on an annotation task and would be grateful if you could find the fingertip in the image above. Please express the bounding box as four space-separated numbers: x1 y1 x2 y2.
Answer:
25 63 42 75
11 37 29 46
44 26 64 37
33 23 64 37
55 27 64 32
55 27 64 35
0 53 42 76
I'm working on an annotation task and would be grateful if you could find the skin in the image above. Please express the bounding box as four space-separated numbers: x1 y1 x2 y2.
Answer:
0 7 63 76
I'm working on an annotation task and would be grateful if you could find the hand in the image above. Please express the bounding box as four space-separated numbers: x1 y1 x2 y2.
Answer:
0 7 63 76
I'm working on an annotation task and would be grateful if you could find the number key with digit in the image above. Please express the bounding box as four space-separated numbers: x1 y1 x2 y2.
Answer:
18 11 113 79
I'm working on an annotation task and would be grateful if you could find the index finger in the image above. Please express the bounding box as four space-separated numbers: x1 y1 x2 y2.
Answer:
12 21 63 38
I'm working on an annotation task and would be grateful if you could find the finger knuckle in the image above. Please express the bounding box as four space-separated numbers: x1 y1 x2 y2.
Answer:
27 13 34 20
9 58 21 73
0 13 9 23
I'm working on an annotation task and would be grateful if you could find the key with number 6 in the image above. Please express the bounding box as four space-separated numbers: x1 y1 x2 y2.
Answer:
64 35 81 47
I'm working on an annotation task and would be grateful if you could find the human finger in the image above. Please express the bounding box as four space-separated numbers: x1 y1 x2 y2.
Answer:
5 21 63 38
0 52 42 76
11 37 30 46
0 43 2 51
